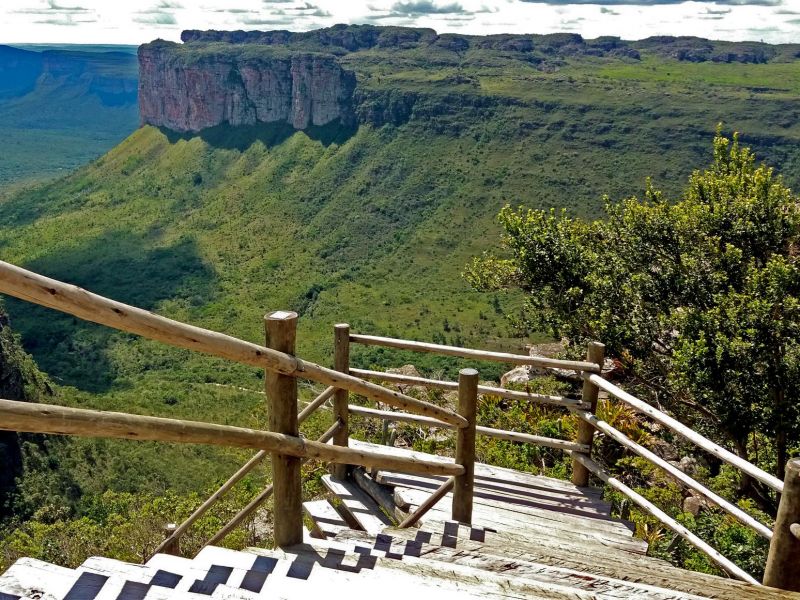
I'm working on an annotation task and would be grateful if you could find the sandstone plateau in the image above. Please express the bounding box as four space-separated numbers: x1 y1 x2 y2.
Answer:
138 42 356 133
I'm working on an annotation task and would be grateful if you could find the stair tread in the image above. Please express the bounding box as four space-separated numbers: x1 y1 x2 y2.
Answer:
320 474 393 534
332 523 785 600
296 534 703 600
346 439 604 498
303 499 351 539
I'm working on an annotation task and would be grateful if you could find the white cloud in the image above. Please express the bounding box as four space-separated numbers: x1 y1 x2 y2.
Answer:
0 0 797 44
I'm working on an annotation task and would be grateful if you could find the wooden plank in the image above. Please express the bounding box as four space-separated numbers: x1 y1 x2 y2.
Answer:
322 474 394 534
393 486 644 552
349 333 602 373
313 534 701 600
304 499 351 539
350 523 787 600
258 544 603 600
0 260 465 428
0 400 465 477
587 373 784 493
382 472 615 519
350 368 582 408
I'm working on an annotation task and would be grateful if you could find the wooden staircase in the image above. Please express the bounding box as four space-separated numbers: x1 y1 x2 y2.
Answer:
1 439 794 599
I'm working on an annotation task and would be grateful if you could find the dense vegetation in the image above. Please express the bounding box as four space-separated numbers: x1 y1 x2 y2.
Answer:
467 131 797 578
1 27 800 576
0 45 138 186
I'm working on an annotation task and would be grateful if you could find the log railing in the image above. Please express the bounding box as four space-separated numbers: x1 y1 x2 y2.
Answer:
0 261 466 556
0 260 797 591
344 330 796 589
345 331 605 528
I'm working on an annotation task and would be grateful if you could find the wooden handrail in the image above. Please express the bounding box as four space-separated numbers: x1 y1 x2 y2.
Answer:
348 405 589 452
200 419 344 551
573 453 759 585
0 399 465 477
398 477 455 528
297 386 335 424
585 374 784 493
349 334 601 373
155 382 338 555
576 411 772 539
348 405 451 428
0 261 465 429
350 368 582 408
152 449 269 556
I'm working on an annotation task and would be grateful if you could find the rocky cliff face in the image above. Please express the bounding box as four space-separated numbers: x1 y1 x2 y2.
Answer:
139 42 356 133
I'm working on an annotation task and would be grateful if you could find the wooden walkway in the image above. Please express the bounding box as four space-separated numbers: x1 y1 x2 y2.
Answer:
2 438 794 599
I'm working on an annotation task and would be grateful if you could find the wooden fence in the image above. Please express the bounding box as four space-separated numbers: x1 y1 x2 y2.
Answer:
0 260 798 591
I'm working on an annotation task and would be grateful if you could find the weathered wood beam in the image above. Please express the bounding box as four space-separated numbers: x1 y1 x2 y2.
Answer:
573 453 759 585
349 334 601 373
350 368 581 408
764 458 800 590
0 399 465 476
453 368 478 525
585 373 784 493
297 386 335 425
331 323 351 479
348 404 588 452
398 477 455 529
200 419 343 550
266 311 302 547
572 342 605 487
577 411 772 539
0 260 465 428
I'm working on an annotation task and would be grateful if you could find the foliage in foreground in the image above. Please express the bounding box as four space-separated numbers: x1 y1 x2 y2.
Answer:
467 129 800 490
467 130 797 578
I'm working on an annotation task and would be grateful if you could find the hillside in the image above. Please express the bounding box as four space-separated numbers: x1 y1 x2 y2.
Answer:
0 45 138 187
1 26 800 500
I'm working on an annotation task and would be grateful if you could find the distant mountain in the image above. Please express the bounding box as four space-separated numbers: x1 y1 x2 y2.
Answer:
0 45 138 186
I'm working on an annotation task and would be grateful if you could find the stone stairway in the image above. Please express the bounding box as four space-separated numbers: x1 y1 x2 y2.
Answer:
1 440 796 600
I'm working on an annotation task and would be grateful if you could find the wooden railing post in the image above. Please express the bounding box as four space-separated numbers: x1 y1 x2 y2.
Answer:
162 523 180 556
452 368 478 524
764 458 800 591
331 323 350 479
265 310 302 547
572 341 605 487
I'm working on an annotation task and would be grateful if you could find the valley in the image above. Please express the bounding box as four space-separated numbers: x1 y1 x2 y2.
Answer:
0 26 799 574
0 44 138 187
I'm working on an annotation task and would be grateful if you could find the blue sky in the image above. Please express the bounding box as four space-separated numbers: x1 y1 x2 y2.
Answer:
0 0 798 45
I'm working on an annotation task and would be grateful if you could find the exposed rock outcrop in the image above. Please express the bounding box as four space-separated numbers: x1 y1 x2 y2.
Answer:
138 42 356 133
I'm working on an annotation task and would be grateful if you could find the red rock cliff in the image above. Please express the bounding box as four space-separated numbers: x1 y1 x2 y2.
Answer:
138 42 356 133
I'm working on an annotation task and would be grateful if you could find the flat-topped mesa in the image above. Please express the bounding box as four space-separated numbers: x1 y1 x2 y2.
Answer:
138 41 356 133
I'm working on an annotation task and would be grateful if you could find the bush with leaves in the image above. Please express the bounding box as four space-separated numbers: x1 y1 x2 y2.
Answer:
466 130 800 504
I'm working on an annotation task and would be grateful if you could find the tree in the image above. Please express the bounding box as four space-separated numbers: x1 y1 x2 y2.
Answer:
466 130 800 504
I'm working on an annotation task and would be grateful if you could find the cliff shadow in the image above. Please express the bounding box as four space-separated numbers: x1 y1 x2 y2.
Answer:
4 230 217 393
159 118 357 151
